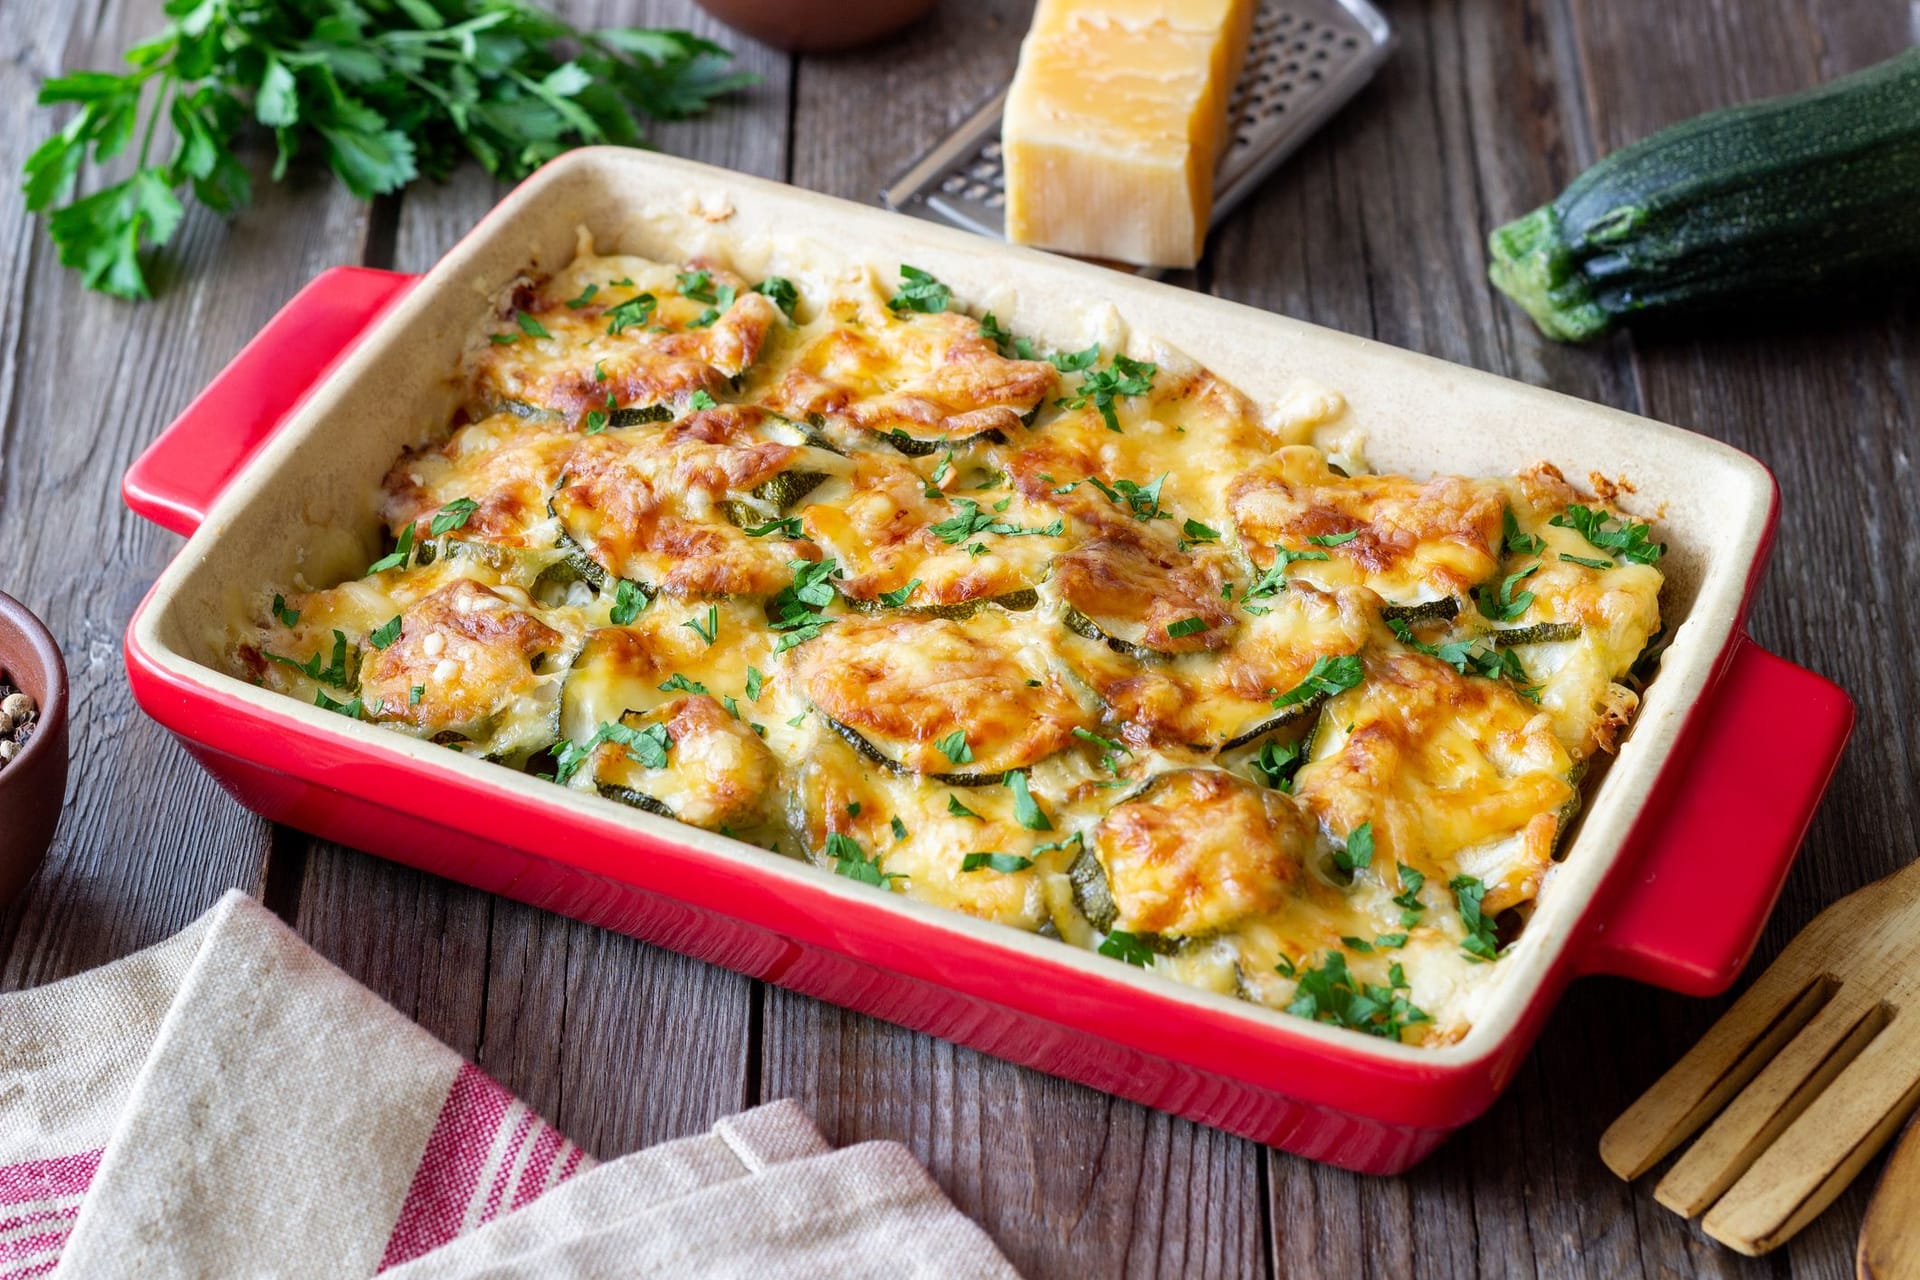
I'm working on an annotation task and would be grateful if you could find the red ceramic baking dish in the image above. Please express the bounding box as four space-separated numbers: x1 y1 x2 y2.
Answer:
121 149 1853 1174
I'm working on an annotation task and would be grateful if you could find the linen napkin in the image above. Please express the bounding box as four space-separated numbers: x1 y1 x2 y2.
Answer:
0 890 1020 1279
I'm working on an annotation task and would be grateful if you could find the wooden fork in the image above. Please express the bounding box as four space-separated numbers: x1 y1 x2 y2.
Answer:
1600 858 1920 1256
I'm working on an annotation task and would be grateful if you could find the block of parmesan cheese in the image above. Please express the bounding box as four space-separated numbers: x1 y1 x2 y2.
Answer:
1002 0 1255 268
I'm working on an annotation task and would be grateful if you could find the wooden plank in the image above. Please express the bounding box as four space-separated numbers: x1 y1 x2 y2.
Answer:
766 5 1263 1276
285 0 790 1155
0 0 369 987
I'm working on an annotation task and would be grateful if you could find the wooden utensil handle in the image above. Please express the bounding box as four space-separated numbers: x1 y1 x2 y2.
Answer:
1860 1112 1920 1278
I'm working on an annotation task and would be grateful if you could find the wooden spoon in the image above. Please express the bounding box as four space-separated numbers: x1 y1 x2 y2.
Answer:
1600 859 1920 1255
1859 1113 1920 1278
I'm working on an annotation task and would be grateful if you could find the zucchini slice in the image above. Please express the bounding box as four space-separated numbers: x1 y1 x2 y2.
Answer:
823 715 1008 787
843 587 1039 621
1380 597 1461 624
1491 621 1581 647
609 404 673 428
578 698 779 830
1063 605 1161 663
883 427 1007 457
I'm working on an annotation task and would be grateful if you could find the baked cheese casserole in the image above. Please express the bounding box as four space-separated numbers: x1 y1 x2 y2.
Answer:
229 242 1667 1046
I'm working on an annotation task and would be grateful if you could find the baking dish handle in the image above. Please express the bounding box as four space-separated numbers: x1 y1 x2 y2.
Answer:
123 267 419 537
1574 637 1853 995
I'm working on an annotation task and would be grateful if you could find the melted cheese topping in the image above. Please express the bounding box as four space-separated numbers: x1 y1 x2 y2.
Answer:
228 247 1668 1047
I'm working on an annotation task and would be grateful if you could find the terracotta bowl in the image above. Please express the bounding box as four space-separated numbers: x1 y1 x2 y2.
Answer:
0 593 68 905
695 0 936 52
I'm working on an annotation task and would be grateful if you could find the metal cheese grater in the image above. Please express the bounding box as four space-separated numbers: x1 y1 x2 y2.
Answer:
880 0 1395 265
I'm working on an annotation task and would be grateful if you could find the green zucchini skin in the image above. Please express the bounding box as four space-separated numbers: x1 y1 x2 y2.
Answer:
820 714 1008 787
843 587 1039 621
1492 621 1582 647
1489 49 1920 341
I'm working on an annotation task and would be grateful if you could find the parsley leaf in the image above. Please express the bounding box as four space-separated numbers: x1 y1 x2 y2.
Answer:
1502 508 1544 555
265 628 354 689
946 794 981 820
609 578 648 625
1560 552 1615 570
1166 616 1210 639
553 718 673 785
1284 950 1430 1041
768 558 840 651
890 815 908 841
1084 473 1168 522
1005 770 1052 831
676 268 717 302
752 276 798 318
962 852 1034 873
1048 342 1101 373
888 264 950 313
683 604 719 646
827 831 902 887
935 730 972 766
1181 518 1221 544
658 673 707 695
429 497 479 537
565 282 599 309
1248 738 1304 791
409 684 425 706
1474 563 1539 622
743 516 804 538
515 310 550 339
1271 653 1364 710
1056 354 1156 431
1333 820 1374 874
929 498 1061 544
367 522 416 574
270 593 299 627
1098 929 1155 967
688 389 718 410
744 666 766 701
368 615 403 650
877 579 922 608
1307 530 1360 547
605 293 658 335
1451 874 1503 961
1244 546 1331 601
1550 504 1664 565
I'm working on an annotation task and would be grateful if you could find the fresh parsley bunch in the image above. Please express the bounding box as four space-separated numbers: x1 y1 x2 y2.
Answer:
21 0 754 300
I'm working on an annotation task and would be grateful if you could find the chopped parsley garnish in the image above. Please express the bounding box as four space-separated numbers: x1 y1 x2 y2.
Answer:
409 684 424 706
827 832 902 886
270 593 299 626
1451 874 1502 961
367 522 416 574
846 801 862 817
368 615 402 650
1244 546 1331 601
1502 508 1544 555
753 276 799 318
1248 738 1304 792
1375 932 1409 949
314 689 369 719
1550 504 1664 565
1056 354 1157 432
1181 518 1221 544
745 666 766 701
429 497 479 537
1333 820 1374 874
878 579 922 608
683 605 720 646
929 451 953 486
609 578 648 625
266 629 353 689
929 498 1061 544
1560 552 1615 570
1307 529 1360 547
1271 653 1364 710
593 359 609 383
604 293 657 335
1005 770 1052 831
564 283 599 309
787 711 808 727
584 409 609 434
1393 863 1427 927
553 719 672 784
1474 563 1539 622
688 389 718 411
1284 951 1429 1041
946 794 981 820
769 559 840 653
1085 473 1168 522
720 695 740 719
744 516 804 538
515 310 549 339
1341 936 1374 953
978 312 1031 358
1385 616 1534 693
935 730 973 766
1048 342 1101 373
676 269 717 303
890 815 909 841
1166 616 1210 639
487 332 517 346
962 852 1034 873
658 673 707 695
888 264 950 313
1098 929 1155 967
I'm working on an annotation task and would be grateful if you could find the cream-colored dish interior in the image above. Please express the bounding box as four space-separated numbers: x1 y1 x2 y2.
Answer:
134 148 1772 1067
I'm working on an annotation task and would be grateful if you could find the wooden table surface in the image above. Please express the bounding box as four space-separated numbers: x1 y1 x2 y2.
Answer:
3 1 1914 1275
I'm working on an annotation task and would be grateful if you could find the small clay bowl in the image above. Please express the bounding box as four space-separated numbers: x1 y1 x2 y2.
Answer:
695 0 936 53
0 592 68 905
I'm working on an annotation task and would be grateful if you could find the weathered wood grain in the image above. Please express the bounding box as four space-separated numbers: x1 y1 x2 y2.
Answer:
1 0 1912 1275
0 0 369 988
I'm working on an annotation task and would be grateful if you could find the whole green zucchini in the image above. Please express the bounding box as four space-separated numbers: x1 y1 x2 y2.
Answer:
1489 48 1920 341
